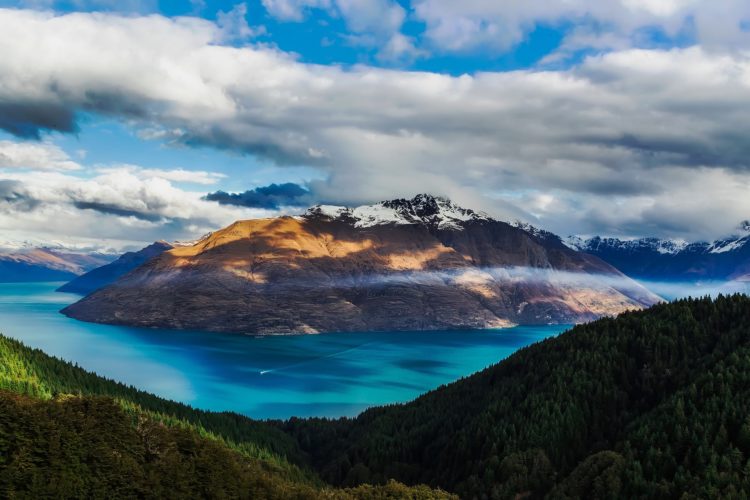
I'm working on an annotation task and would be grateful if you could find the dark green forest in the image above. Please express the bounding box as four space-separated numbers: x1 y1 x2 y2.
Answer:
283 295 750 498
3 295 750 498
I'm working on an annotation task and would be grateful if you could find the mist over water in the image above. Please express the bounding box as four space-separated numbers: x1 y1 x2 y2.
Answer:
242 265 657 299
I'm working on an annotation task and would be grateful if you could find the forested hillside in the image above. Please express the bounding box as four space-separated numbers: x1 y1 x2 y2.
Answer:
0 335 453 499
3 296 750 498
282 295 750 499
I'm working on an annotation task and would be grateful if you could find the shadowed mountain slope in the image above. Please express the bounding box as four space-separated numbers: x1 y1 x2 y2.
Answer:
568 222 750 282
58 241 173 294
63 195 659 334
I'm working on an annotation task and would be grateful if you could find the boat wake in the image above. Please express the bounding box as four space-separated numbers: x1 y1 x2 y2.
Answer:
259 342 374 375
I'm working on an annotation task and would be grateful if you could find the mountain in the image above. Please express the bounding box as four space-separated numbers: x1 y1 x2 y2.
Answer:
567 222 750 283
283 295 750 498
0 335 453 499
57 241 173 294
62 194 659 334
0 247 114 283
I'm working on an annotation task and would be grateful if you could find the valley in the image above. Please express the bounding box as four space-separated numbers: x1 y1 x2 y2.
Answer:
2 4 748 496
2 292 748 498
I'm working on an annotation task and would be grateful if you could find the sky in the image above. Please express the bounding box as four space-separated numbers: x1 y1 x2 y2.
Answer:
1 0 750 250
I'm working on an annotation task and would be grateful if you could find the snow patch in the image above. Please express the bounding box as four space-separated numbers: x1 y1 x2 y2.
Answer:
303 194 491 230
654 239 689 255
571 236 689 255
708 238 748 254
352 204 409 228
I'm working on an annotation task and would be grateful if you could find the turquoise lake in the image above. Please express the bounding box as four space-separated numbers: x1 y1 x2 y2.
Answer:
0 282 569 420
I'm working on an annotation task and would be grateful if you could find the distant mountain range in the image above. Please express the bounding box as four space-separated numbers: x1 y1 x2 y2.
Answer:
62 194 658 335
567 222 750 283
57 241 173 294
0 247 114 283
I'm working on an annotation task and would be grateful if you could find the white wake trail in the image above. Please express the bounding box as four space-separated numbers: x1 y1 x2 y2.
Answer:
259 342 374 375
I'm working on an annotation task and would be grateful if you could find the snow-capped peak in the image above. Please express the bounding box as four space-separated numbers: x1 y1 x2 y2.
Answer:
563 235 584 251
0 238 120 255
568 236 689 255
304 194 491 230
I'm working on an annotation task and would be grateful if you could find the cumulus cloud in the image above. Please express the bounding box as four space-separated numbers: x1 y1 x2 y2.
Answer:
0 161 275 248
334 0 405 37
377 33 427 63
0 140 82 170
411 0 750 55
0 179 39 210
96 165 226 185
261 0 408 59
215 3 265 43
1 9 750 240
261 0 330 21
261 0 404 34
204 182 311 209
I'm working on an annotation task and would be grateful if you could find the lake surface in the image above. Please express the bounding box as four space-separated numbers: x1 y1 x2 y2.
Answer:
0 282 568 420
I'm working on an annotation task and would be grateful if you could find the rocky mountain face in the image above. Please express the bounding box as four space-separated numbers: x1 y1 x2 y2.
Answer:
0 247 114 283
567 222 750 282
58 241 174 294
62 195 659 335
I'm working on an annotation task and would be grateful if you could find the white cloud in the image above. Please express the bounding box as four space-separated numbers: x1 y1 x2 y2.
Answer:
137 168 226 185
261 0 406 49
260 0 330 21
377 33 427 63
1 9 750 241
215 3 265 42
0 140 82 171
0 166 275 248
411 0 750 55
334 0 404 36
621 0 698 17
97 164 226 185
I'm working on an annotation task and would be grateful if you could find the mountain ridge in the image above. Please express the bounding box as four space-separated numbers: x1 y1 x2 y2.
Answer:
57 241 174 294
0 247 114 283
567 223 750 282
62 194 659 334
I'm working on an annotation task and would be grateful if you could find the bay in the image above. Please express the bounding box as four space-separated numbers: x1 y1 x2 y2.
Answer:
0 282 568 419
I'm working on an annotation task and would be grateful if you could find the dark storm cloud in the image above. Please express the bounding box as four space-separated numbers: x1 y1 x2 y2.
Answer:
0 93 148 142
588 133 750 169
174 126 329 167
73 201 164 221
0 179 40 211
0 101 78 139
204 183 311 209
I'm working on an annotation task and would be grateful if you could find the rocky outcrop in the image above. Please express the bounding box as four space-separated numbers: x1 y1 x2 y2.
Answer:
62 195 660 334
